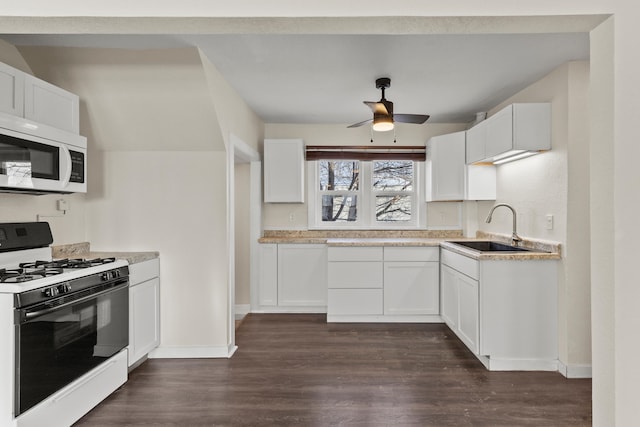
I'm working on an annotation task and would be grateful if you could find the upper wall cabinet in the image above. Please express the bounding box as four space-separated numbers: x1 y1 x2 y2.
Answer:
264 138 305 203
24 74 80 134
466 103 551 165
426 131 496 201
0 62 25 117
0 61 80 134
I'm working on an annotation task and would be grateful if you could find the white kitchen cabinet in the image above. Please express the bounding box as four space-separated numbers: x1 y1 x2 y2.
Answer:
384 261 439 315
257 243 327 312
426 131 466 201
426 130 496 201
263 138 305 203
327 246 440 322
440 247 557 371
23 74 80 134
466 103 551 164
128 258 160 368
465 119 487 164
0 62 24 116
258 243 278 306
440 263 479 354
277 244 327 307
456 272 479 354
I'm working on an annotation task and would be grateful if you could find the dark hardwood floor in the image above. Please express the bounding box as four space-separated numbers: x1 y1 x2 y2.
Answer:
75 314 591 426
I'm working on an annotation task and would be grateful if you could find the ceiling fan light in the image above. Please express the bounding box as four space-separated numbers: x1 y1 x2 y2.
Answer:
372 116 394 132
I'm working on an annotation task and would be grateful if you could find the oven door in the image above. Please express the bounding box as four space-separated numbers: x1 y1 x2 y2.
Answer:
14 279 128 416
0 125 86 194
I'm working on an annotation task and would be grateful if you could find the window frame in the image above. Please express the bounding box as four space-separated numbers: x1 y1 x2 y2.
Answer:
308 159 423 229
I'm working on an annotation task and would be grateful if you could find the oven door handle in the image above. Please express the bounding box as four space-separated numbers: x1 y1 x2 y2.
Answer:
22 281 128 322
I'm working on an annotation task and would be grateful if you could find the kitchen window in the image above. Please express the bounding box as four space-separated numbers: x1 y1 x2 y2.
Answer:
309 158 422 229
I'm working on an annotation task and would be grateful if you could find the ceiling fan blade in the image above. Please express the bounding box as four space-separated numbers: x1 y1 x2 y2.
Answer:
364 101 389 115
347 118 373 128
393 113 430 124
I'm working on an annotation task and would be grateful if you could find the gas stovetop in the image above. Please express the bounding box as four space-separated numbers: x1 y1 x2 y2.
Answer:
0 258 117 284
0 223 128 294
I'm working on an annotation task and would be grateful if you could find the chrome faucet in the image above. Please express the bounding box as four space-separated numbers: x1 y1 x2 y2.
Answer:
485 203 523 246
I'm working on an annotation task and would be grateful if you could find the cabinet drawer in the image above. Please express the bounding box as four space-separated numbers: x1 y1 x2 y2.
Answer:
328 246 383 262
129 258 160 286
384 246 439 262
328 261 383 288
440 249 478 280
328 289 383 315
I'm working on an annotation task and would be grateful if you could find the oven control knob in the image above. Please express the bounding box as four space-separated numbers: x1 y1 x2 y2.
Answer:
42 286 59 297
102 271 113 281
58 283 72 293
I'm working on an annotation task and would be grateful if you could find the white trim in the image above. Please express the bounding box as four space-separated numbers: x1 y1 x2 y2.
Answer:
235 304 251 319
327 315 443 323
482 357 559 372
252 306 327 314
149 344 237 359
228 133 262 355
558 361 593 378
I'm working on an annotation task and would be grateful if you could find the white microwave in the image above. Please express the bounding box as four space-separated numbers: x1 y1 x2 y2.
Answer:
0 113 86 194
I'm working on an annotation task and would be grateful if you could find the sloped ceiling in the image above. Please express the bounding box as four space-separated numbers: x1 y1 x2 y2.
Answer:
17 45 227 151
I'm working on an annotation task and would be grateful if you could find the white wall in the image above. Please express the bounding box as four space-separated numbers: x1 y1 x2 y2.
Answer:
86 151 229 349
263 122 467 229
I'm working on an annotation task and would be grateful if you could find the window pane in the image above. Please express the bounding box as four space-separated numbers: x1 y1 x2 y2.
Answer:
322 195 358 222
376 195 412 222
319 161 360 191
372 160 413 191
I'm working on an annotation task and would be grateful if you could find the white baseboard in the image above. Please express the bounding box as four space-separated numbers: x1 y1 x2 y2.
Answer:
235 304 251 319
485 357 559 372
149 344 236 359
558 361 592 378
327 314 443 323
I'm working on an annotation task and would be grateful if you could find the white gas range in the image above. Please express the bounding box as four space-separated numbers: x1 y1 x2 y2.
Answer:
0 222 129 427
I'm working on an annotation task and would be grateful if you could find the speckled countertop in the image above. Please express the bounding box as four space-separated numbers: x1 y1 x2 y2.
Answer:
259 230 561 260
51 242 159 265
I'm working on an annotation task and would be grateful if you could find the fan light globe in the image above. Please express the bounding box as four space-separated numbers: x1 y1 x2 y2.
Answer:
372 116 394 132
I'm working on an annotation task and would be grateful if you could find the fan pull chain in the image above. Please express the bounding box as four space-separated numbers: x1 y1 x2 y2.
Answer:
370 126 374 143
393 128 397 143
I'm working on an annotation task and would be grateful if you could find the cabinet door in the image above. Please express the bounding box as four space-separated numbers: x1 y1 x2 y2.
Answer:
0 62 24 116
484 105 513 159
278 244 327 306
440 264 459 329
384 261 439 315
457 273 479 355
24 74 80 133
264 139 304 203
258 244 278 306
129 278 160 366
465 119 486 164
426 131 465 201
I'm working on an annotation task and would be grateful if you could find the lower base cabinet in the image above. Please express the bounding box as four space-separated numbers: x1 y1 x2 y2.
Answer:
257 243 327 312
440 247 558 371
327 246 440 322
128 258 160 367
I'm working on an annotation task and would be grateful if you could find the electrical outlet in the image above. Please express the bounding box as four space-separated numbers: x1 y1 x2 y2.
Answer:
289 212 295 222
57 199 69 212
545 214 554 230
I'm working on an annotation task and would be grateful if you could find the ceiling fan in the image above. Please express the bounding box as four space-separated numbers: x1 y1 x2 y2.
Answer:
347 77 430 131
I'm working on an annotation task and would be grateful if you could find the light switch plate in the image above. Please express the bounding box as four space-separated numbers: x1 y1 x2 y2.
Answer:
545 214 554 230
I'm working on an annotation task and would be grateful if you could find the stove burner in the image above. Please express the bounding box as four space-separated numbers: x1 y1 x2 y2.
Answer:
0 267 64 283
1 257 116 284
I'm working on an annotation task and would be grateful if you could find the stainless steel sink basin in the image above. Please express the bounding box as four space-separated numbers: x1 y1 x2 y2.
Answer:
448 241 531 252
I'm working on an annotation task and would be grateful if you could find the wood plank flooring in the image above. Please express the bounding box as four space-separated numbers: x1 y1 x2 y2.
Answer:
75 314 591 426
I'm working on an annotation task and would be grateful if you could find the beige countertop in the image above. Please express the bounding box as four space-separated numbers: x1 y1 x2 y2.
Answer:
258 230 561 260
51 242 159 265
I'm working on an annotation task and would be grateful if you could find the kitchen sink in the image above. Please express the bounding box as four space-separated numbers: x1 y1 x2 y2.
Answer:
448 241 531 252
